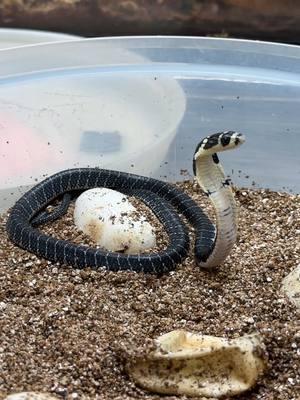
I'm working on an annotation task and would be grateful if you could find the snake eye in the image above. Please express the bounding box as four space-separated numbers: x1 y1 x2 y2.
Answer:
220 133 231 147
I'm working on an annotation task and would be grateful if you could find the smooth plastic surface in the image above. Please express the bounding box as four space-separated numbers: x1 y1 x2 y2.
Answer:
0 36 299 212
0 28 80 49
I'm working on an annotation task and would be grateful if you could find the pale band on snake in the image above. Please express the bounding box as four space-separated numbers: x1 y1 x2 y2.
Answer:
6 131 245 274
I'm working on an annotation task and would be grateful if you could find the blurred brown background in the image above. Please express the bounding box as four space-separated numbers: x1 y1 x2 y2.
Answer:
0 0 300 43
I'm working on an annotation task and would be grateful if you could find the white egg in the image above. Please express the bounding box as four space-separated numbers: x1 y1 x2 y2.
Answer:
74 188 156 253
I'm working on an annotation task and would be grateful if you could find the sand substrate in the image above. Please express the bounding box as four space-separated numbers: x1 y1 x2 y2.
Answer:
0 182 299 400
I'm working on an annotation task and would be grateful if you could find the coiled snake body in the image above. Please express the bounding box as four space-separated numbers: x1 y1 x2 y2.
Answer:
6 131 245 274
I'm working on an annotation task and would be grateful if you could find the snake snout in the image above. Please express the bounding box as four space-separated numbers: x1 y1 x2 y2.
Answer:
233 132 246 147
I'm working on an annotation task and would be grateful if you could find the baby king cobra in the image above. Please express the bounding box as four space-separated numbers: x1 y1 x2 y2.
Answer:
6 131 245 274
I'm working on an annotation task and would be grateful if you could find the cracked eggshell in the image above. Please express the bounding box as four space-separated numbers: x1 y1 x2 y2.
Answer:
74 188 156 253
281 264 300 309
126 330 267 398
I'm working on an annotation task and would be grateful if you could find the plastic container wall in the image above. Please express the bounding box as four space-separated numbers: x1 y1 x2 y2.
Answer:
0 36 299 212
0 28 80 49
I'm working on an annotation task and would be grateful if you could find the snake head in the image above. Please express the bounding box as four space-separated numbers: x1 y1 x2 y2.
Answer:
194 131 245 160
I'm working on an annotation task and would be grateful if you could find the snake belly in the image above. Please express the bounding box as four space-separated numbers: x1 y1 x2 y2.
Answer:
6 168 215 274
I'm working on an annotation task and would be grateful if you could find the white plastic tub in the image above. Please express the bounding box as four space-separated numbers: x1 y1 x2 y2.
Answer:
0 36 299 212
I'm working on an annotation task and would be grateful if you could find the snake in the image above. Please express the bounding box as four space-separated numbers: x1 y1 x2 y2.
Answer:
6 131 245 274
